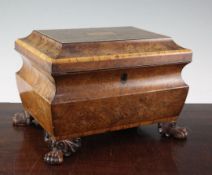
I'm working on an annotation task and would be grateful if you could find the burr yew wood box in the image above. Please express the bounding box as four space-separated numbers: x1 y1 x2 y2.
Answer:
15 27 192 141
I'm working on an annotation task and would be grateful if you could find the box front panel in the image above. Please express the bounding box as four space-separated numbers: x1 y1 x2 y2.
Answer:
52 64 188 139
53 87 187 139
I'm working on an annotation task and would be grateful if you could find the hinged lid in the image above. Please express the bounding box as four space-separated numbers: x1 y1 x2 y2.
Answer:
15 26 192 74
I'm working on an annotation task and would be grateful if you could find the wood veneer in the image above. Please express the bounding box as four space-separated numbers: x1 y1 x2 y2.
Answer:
13 26 192 164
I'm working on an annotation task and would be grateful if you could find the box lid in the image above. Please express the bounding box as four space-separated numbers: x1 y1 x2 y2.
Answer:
15 26 192 74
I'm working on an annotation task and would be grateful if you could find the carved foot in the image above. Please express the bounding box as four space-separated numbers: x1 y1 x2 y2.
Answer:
158 121 188 139
44 149 64 164
13 110 39 127
44 133 81 165
13 111 31 126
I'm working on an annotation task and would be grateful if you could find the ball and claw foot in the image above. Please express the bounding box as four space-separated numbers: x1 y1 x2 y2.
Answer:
44 133 81 165
158 121 188 139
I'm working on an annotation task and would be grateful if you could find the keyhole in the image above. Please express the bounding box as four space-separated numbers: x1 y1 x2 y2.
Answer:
120 73 128 83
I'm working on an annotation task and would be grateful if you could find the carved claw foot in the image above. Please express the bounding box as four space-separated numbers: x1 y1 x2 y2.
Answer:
44 149 64 165
44 133 81 165
13 110 39 127
13 111 31 126
158 121 188 139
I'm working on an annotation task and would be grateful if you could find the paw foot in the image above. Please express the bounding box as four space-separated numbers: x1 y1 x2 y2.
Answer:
56 138 81 157
169 127 188 139
44 133 81 165
44 150 64 165
13 111 31 126
158 122 188 139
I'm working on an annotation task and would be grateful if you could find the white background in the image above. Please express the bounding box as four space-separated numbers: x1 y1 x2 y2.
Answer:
0 0 211 103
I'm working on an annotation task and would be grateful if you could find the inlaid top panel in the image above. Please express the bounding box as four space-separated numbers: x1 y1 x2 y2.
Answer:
36 27 169 43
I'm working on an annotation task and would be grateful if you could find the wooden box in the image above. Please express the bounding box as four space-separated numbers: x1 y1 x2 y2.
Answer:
14 27 192 164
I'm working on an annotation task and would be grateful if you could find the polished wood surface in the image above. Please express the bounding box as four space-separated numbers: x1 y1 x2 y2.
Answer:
14 27 192 141
16 56 55 135
16 61 189 140
37 26 168 43
15 26 192 73
51 64 188 140
1 103 212 174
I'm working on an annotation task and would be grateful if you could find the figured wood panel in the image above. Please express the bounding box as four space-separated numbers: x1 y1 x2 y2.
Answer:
52 87 187 140
51 64 188 139
16 57 55 135
53 64 187 103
